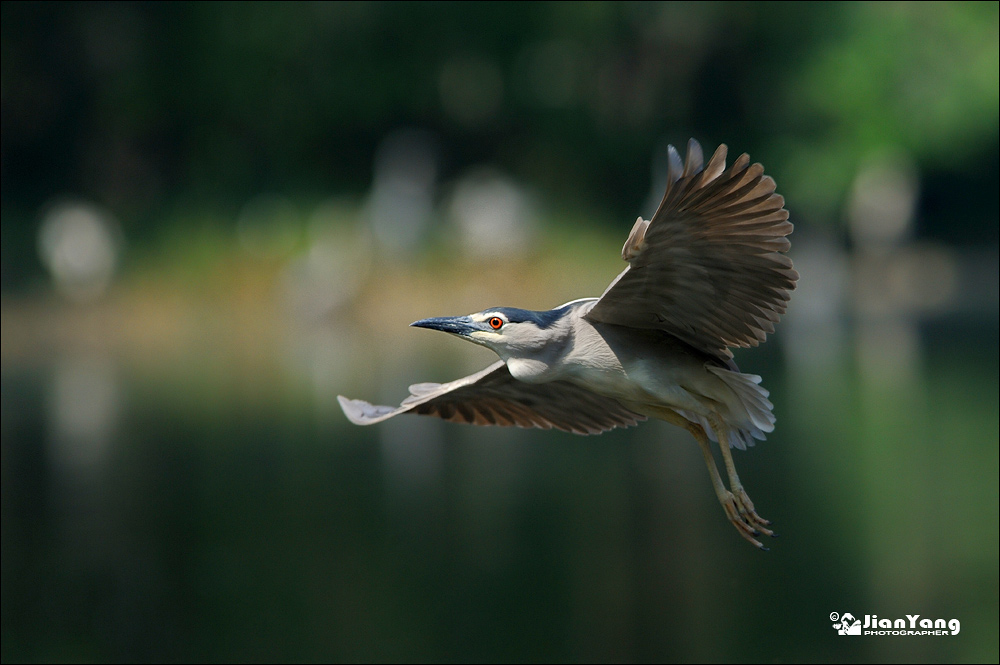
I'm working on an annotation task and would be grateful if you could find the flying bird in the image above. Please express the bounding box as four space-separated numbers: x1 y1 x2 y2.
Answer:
340 140 797 548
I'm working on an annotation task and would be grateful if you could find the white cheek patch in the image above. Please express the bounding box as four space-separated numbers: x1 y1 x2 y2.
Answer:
469 331 499 342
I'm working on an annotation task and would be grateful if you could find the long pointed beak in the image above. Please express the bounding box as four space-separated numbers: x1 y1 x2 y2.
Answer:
410 315 479 336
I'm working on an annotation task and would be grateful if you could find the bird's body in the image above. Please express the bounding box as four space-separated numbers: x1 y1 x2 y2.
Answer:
340 140 797 548
483 301 769 447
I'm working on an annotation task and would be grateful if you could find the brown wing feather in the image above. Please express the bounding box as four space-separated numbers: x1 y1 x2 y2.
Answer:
339 361 645 435
586 140 798 358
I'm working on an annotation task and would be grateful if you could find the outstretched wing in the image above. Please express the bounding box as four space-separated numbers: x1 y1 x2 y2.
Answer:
585 139 798 359
339 361 645 435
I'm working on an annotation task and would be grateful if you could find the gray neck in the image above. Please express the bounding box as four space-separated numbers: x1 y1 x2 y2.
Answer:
503 305 582 383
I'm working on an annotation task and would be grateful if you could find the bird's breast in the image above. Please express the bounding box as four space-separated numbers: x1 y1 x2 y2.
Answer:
506 357 554 383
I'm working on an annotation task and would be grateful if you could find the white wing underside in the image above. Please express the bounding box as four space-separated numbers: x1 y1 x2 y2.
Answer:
339 361 646 436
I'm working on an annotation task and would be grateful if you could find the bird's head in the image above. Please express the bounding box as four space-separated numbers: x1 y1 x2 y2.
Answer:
411 306 573 362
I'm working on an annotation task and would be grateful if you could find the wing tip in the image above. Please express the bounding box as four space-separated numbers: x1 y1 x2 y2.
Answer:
338 395 397 426
683 138 705 177
337 395 368 425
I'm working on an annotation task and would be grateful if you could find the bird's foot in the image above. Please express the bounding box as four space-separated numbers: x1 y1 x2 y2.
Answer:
683 412 777 550
733 486 773 535
719 487 774 550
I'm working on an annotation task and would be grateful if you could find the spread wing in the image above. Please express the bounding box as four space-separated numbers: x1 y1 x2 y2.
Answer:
339 361 645 435
585 139 798 358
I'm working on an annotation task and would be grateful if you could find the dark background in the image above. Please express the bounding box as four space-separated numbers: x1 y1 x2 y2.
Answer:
2 3 997 662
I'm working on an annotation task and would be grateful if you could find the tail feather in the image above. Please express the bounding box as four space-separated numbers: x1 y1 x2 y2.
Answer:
681 366 776 450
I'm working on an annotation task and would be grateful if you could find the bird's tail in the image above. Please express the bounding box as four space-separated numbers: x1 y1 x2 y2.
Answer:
676 366 775 450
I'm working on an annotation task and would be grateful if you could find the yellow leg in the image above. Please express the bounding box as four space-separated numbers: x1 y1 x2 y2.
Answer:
646 407 771 549
708 413 773 536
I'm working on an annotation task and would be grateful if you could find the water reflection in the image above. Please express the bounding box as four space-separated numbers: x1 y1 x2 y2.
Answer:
378 357 446 496
48 355 120 474
2 226 997 662
2 324 996 661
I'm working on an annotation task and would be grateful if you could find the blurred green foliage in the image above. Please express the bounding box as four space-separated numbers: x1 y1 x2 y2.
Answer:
2 3 997 277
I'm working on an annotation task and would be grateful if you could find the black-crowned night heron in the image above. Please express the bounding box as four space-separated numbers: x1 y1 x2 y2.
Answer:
340 140 797 549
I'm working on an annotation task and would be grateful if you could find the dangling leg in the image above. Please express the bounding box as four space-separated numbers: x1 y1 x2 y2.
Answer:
708 412 773 536
647 407 769 549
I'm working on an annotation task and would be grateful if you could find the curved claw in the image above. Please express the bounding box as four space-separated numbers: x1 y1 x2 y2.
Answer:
706 413 776 546
659 406 777 549
733 486 774 537
721 491 767 549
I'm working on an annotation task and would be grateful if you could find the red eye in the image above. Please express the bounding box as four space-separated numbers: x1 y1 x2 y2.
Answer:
488 317 504 330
